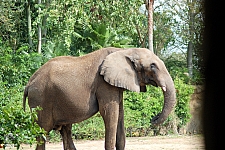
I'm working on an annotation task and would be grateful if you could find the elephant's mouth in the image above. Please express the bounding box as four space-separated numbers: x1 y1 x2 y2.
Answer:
143 76 159 87
149 80 158 87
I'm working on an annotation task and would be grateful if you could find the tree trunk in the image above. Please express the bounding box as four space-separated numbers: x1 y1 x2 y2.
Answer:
187 41 193 77
27 0 32 49
42 0 50 44
37 0 42 54
187 0 195 78
147 0 154 53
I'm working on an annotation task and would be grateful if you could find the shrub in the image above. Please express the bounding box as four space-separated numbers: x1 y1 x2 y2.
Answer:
0 85 46 149
0 44 45 88
123 86 164 136
174 78 194 128
0 44 46 149
72 113 105 140
123 77 194 136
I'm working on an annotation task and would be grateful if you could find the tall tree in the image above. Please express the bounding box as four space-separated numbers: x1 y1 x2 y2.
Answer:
27 0 32 48
41 0 50 45
157 0 204 79
37 0 42 54
187 0 196 78
146 0 154 53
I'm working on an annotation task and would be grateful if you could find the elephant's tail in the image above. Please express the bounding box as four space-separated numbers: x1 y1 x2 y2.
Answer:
23 86 28 112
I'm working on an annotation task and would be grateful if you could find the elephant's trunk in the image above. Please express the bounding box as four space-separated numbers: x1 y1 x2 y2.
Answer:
151 76 176 125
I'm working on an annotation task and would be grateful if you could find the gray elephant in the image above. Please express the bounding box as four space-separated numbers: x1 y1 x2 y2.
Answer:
23 47 176 150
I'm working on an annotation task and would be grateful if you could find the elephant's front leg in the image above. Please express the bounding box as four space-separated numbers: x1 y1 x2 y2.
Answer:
100 101 119 150
116 99 125 150
60 124 76 150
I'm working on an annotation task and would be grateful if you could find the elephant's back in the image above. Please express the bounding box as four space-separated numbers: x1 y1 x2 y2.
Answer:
26 47 124 90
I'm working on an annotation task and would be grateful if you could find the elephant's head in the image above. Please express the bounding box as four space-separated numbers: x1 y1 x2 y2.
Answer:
100 48 176 125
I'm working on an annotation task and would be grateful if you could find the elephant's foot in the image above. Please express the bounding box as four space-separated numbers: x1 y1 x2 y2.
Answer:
63 143 76 150
35 144 45 150
63 147 76 150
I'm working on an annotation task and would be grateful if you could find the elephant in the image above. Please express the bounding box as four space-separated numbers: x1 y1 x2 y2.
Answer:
23 47 176 150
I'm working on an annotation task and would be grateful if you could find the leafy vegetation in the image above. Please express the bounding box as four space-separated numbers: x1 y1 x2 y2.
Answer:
0 101 46 149
0 42 47 149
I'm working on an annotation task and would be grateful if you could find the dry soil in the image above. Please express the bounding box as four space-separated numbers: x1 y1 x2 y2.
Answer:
4 134 204 150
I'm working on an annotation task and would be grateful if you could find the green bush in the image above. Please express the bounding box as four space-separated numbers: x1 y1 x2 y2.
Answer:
0 44 45 88
174 78 194 128
0 85 46 149
0 43 46 149
72 113 105 140
123 86 164 137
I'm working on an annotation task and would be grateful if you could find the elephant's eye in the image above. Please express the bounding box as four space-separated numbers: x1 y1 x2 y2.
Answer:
150 63 156 69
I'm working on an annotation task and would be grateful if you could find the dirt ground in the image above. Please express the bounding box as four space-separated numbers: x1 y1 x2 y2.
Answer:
4 134 204 150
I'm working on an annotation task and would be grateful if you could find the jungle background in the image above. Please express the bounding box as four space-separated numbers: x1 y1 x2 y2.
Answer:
0 0 204 148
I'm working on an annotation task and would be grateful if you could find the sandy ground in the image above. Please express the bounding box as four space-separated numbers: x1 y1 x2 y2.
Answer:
4 135 204 150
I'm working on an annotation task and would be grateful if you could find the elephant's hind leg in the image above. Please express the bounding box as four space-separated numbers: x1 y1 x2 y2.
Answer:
35 136 46 150
60 124 76 150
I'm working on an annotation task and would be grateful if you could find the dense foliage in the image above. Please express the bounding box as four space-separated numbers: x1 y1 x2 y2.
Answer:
0 42 47 148
0 0 204 148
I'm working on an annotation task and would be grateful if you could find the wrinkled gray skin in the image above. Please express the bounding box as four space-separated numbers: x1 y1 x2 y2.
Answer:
23 47 176 150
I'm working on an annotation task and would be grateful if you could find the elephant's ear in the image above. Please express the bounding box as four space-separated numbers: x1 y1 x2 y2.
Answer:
100 50 140 92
